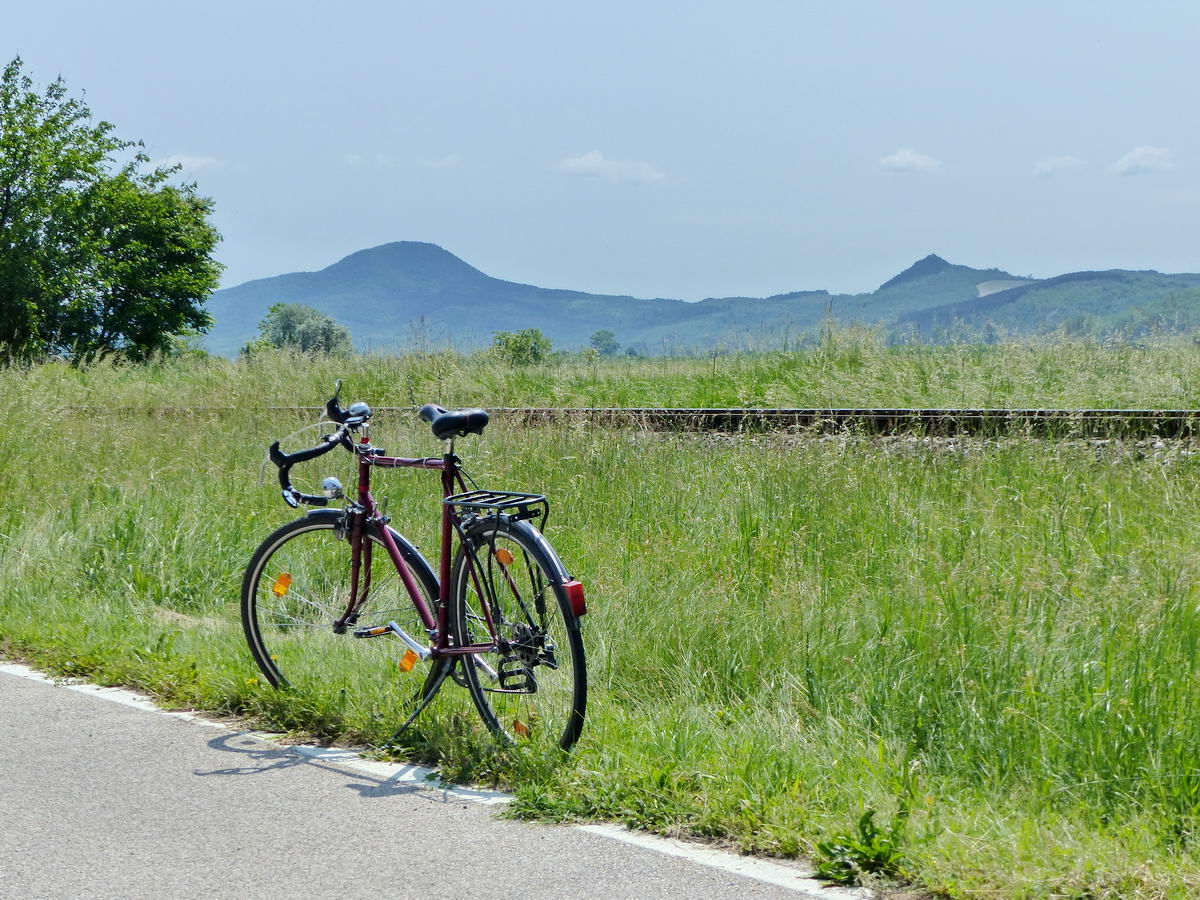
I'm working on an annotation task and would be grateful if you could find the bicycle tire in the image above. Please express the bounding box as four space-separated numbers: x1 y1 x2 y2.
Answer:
241 514 445 707
449 516 586 749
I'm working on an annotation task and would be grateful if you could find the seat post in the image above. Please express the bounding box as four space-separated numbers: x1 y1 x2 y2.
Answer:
438 447 458 616
440 442 458 497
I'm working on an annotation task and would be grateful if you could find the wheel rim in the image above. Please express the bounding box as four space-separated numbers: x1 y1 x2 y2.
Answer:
249 522 436 709
456 528 583 748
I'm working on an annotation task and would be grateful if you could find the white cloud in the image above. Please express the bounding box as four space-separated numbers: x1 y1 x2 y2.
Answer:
878 147 941 173
344 152 409 168
154 153 220 172
556 150 665 185
1111 145 1174 176
419 153 464 169
1033 155 1084 177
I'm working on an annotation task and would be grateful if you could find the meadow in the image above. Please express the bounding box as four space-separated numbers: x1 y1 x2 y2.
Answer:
32 326 1200 411
3 335 1200 897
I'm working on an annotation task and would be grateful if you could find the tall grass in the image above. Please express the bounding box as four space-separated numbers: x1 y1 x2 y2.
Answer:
2 344 1200 896
15 328 1200 411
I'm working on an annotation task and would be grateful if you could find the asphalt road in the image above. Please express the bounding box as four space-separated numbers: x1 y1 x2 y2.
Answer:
0 670 838 899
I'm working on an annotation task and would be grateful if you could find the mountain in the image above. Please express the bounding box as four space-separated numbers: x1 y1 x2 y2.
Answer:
879 253 955 289
898 269 1200 336
204 242 696 355
202 242 1200 355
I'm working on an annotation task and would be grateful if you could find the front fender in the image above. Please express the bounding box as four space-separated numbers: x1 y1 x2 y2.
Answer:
303 508 347 524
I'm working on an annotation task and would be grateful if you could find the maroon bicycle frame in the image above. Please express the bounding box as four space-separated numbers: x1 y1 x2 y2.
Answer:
336 437 497 658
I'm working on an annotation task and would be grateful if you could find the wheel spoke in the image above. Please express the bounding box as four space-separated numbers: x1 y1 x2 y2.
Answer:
244 522 440 706
451 524 585 749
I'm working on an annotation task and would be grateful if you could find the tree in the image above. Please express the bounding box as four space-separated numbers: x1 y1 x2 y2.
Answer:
248 303 353 355
492 328 552 365
0 57 221 363
589 329 620 356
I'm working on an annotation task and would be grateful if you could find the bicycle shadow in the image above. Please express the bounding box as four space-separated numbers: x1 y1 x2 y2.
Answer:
193 732 461 802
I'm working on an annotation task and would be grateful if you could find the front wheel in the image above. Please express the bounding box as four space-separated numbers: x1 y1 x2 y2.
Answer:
241 515 446 714
449 517 586 750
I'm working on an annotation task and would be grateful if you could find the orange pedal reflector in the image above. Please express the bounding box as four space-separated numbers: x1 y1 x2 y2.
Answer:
272 573 292 596
398 648 419 672
563 580 586 616
494 548 515 566
513 719 530 738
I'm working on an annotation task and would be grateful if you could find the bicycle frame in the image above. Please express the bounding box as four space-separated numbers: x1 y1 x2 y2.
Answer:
335 436 497 659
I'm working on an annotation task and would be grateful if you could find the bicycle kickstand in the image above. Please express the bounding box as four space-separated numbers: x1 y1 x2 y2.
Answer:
383 661 455 748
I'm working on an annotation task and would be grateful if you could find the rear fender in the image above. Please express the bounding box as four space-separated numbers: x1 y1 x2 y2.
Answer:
469 516 586 618
497 518 571 584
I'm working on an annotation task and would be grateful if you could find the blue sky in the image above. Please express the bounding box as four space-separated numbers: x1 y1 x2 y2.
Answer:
10 1 1200 298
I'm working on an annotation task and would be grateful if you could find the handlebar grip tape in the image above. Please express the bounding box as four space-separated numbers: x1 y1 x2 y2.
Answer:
269 434 341 496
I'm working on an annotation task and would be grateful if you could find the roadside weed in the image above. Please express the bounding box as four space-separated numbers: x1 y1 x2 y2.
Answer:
814 808 906 886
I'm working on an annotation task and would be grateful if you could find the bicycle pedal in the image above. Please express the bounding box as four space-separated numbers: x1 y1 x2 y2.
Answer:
353 625 391 638
497 657 534 692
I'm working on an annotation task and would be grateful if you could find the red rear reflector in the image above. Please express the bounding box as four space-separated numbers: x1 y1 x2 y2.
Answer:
563 580 586 616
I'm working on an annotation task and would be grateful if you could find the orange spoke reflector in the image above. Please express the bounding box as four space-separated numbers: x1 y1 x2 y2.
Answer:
398 648 419 672
494 548 515 566
272 573 293 596
513 719 530 738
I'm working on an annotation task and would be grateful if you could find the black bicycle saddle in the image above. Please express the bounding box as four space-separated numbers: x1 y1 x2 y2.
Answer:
418 403 490 440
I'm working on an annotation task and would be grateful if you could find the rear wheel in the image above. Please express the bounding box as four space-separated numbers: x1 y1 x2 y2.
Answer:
449 517 586 749
241 516 445 712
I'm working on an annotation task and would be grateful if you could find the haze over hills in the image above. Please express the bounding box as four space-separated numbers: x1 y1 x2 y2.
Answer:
202 242 1200 355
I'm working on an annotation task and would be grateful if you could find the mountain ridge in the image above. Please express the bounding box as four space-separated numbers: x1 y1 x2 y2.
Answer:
202 242 1200 355
878 253 953 290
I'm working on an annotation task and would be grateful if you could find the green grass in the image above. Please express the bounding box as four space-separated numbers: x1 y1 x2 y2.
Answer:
3 343 1200 897
20 327 1200 411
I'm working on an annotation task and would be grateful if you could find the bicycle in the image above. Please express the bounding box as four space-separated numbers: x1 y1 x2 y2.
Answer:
240 384 587 749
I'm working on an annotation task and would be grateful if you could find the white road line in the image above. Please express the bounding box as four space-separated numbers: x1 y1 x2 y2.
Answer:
1 662 54 682
0 662 505 803
577 825 870 900
289 745 510 805
0 660 859 896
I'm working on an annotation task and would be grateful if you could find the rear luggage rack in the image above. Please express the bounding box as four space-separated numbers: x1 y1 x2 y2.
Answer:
444 490 548 522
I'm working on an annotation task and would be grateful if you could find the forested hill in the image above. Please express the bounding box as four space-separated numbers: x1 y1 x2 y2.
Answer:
202 242 1200 354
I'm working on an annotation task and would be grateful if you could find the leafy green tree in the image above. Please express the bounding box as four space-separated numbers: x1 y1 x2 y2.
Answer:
0 57 221 363
248 303 353 355
589 329 620 356
492 327 552 365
